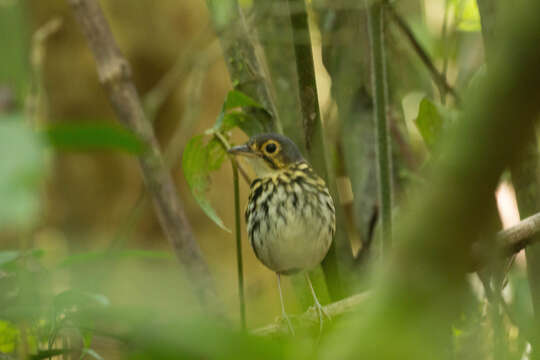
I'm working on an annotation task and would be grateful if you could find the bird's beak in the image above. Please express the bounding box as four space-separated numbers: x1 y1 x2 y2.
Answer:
228 143 256 157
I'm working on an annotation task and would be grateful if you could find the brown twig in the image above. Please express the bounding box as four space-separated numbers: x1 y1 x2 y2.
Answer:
67 0 218 308
499 212 540 256
385 1 461 105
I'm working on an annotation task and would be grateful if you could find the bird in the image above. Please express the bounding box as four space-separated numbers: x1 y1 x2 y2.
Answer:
228 133 335 334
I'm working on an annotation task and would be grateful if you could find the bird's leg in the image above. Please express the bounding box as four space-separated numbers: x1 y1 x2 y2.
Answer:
276 273 295 335
304 272 330 333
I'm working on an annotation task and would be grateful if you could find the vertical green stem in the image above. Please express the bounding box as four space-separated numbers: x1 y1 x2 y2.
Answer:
287 0 353 299
366 0 393 254
232 160 246 330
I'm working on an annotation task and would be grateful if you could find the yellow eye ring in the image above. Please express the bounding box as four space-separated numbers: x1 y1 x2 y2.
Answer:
263 140 280 155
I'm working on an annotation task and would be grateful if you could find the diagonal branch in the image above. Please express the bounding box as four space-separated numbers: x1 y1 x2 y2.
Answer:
385 1 461 105
67 0 218 309
499 212 540 256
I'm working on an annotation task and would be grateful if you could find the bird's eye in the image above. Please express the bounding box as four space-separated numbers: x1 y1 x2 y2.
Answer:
265 142 277 154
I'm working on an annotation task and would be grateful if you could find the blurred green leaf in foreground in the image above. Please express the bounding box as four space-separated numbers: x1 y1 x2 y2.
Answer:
43 122 146 154
0 114 46 230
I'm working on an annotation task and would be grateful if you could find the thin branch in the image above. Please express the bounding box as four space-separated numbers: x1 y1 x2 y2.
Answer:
214 131 251 184
112 47 216 250
67 0 218 309
385 1 461 105
27 17 63 126
499 212 540 256
232 161 246 330
366 0 393 254
253 291 371 336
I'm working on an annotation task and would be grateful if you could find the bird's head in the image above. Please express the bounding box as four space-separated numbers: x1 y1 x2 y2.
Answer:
228 133 304 177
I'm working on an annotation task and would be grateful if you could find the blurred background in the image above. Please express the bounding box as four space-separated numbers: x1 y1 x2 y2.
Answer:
1 0 320 334
1 0 536 359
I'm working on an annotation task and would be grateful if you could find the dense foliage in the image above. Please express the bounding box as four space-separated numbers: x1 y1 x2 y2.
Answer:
1 0 540 359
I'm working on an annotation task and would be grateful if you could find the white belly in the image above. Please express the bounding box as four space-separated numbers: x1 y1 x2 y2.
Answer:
247 180 334 274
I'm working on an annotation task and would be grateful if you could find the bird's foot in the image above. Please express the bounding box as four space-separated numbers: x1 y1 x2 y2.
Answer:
313 300 331 333
280 311 295 335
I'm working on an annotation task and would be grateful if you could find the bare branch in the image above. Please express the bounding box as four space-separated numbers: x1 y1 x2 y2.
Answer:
499 212 540 256
385 2 461 105
67 0 218 308
253 291 371 336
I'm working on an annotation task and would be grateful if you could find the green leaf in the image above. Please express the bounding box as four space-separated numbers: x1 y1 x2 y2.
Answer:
508 272 534 338
182 135 230 232
43 122 145 154
456 0 481 32
0 249 45 270
0 320 19 353
222 112 265 136
54 290 111 312
415 98 444 150
82 329 94 349
466 64 487 98
0 115 46 229
206 0 237 31
81 348 104 360
0 251 20 267
222 90 263 111
211 90 264 135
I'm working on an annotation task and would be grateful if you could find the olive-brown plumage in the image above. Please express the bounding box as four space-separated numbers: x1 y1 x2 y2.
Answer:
229 133 335 333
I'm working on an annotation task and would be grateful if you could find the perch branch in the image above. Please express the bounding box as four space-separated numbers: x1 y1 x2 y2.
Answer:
255 210 540 336
253 291 371 336
67 0 218 308
232 161 246 330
